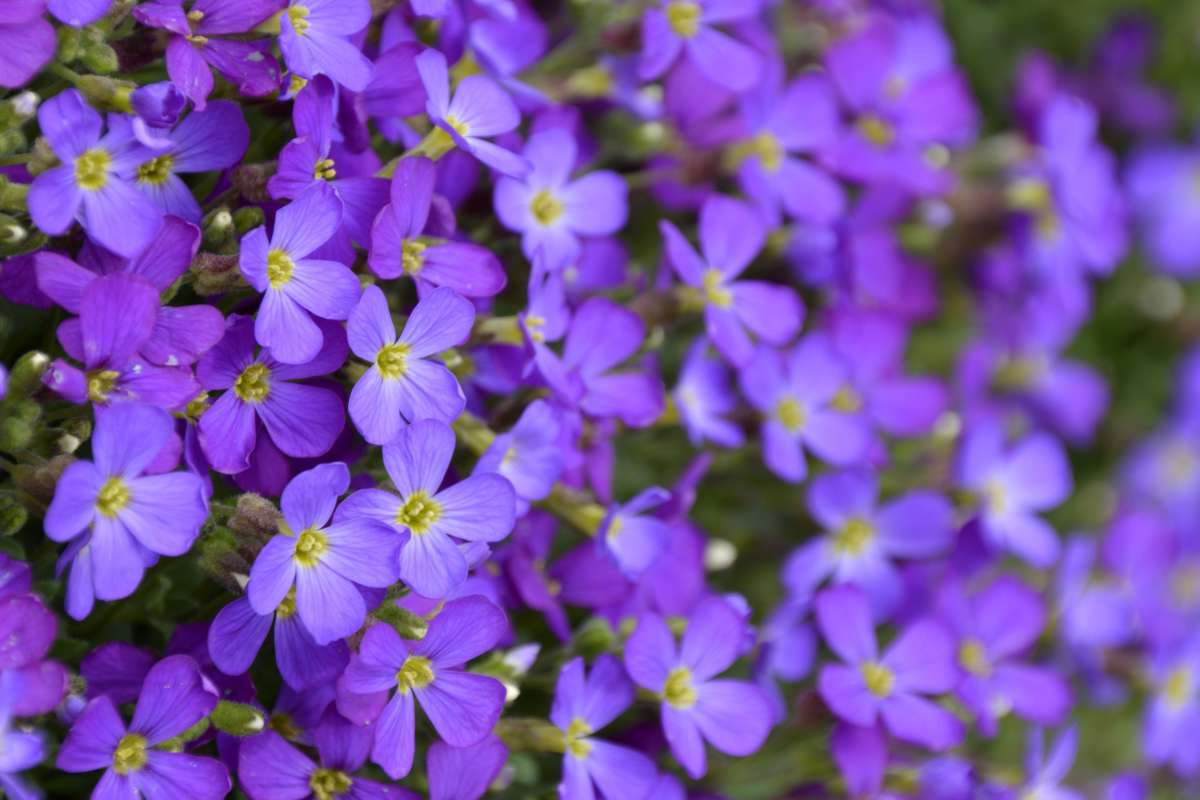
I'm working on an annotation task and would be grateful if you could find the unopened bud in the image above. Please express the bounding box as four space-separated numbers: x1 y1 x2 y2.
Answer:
0 401 38 453
0 495 28 536
210 701 266 736
7 351 49 397
77 75 135 112
233 206 264 234
571 616 616 658
79 42 119 75
374 604 429 640
202 207 234 248
229 493 282 543
190 252 242 296
57 27 82 62
231 163 275 203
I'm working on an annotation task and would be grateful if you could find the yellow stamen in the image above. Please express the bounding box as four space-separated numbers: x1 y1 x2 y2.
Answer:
276 587 298 619
1165 666 1194 710
856 116 895 148
775 397 806 432
751 131 784 172
313 158 336 181
860 661 894 698
96 476 131 518
112 733 148 775
187 9 205 22
86 369 119 403
75 148 112 191
666 1 701 38
309 767 353 800
376 342 411 380
396 655 435 692
287 5 310 35
958 639 991 677
396 490 442 535
530 190 564 226
234 362 271 403
137 154 175 186
831 384 863 413
401 240 426 275
266 248 295 289
702 268 732 308
831 516 874 556
293 528 328 568
565 717 593 758
663 666 697 709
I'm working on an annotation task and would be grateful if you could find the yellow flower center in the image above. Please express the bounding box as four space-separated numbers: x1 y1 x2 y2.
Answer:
1166 665 1194 710
958 639 992 677
666 1 701 38
530 189 565 226
663 666 697 709
565 717 593 758
983 479 1007 516
137 154 175 186
289 75 309 95
186 8 204 22
775 397 806 432
832 516 875 556
112 733 148 775
96 476 131 518
856 115 895 148
293 528 329 568
396 490 442 535
831 384 863 413
75 148 112 191
308 767 352 800
276 587 298 619
86 369 120 403
266 248 295 289
1007 177 1052 213
751 131 784 172
401 239 426 275
860 661 895 698
234 362 271 404
702 268 732 308
313 158 336 181
396 655 435 692
376 342 411 380
287 5 310 35
185 392 210 420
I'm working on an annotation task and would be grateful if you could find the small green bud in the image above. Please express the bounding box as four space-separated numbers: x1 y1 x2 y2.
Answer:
202 207 235 248
158 717 210 752
374 604 429 640
57 27 82 62
197 526 248 595
210 701 266 737
26 138 59 176
229 493 282 544
0 215 25 245
0 404 37 453
61 415 92 443
0 495 28 536
79 42 119 75
0 130 26 157
7 351 49 398
233 206 265 234
572 616 617 658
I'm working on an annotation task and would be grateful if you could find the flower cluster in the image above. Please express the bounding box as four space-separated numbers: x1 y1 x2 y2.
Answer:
0 0 1198 798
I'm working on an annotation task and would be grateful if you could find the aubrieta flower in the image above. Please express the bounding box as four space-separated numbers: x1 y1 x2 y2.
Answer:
336 596 507 779
494 127 628 273
337 419 516 598
957 422 1072 567
475 399 565 509
1143 638 1200 776
346 285 474 445
427 736 508 800
1126 142 1200 276
131 0 281 108
739 338 870 483
368 156 506 297
45 402 208 620
279 0 374 92
674 337 744 448
784 468 955 618
246 462 399 644
0 1 55 89
663 194 803 367
128 81 187 147
638 0 763 91
57 654 230 799
0 670 46 800
28 90 162 257
624 596 772 778
938 577 1072 736
416 48 530 178
197 314 347 475
552 655 658 800
239 182 361 365
1018 727 1084 800
815 585 963 751
597 487 673 578
0 590 67 717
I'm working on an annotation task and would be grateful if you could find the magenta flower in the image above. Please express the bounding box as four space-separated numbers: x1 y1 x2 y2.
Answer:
662 195 803 366
494 127 628 272
624 596 772 778
44 403 208 620
337 419 516 598
416 48 530 178
196 315 347 475
245 462 399 645
336 596 507 779
815 585 963 751
57 655 230 799
239 182 361 365
279 0 374 91
28 90 162 257
346 285 474 445
552 655 657 800
638 0 763 91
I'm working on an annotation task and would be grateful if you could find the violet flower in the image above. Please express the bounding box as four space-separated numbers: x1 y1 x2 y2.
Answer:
1019 727 1084 800
639 0 763 91
278 0 374 92
427 735 508 800
336 596 507 779
475 399 565 509
674 337 743 448
0 2 54 89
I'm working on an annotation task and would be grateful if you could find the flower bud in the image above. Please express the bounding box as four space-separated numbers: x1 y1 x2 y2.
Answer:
0 494 28 536
210 701 266 737
233 206 265 234
79 42 120 75
6 351 49 398
374 604 429 640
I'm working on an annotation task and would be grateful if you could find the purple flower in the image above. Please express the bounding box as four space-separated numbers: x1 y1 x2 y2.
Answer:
597 487 672 578
48 0 112 27
1144 639 1200 776
28 90 162 257
268 76 388 247
336 596 507 778
830 722 889 799
346 285 474 445
552 655 657 800
239 721 417 800
245 462 400 644
938 577 1072 736
784 468 954 618
1126 142 1200 276
639 0 763 91
0 670 46 800
427 735 508 800
196 314 347 475
536 296 665 428
337 419 515 598
57 655 230 799
368 155 505 296
476 399 565 508
128 82 188 146
674 337 743 448
815 585 963 751
0 2 54 90
132 0 282 108
494 128 628 272
957 423 1072 567
126 101 250 222
44 403 208 620
1019 727 1084 800
416 48 530 178
239 182 361 365
279 0 374 91
0 592 68 716
662 195 803 366
738 338 870 483
624 596 772 778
